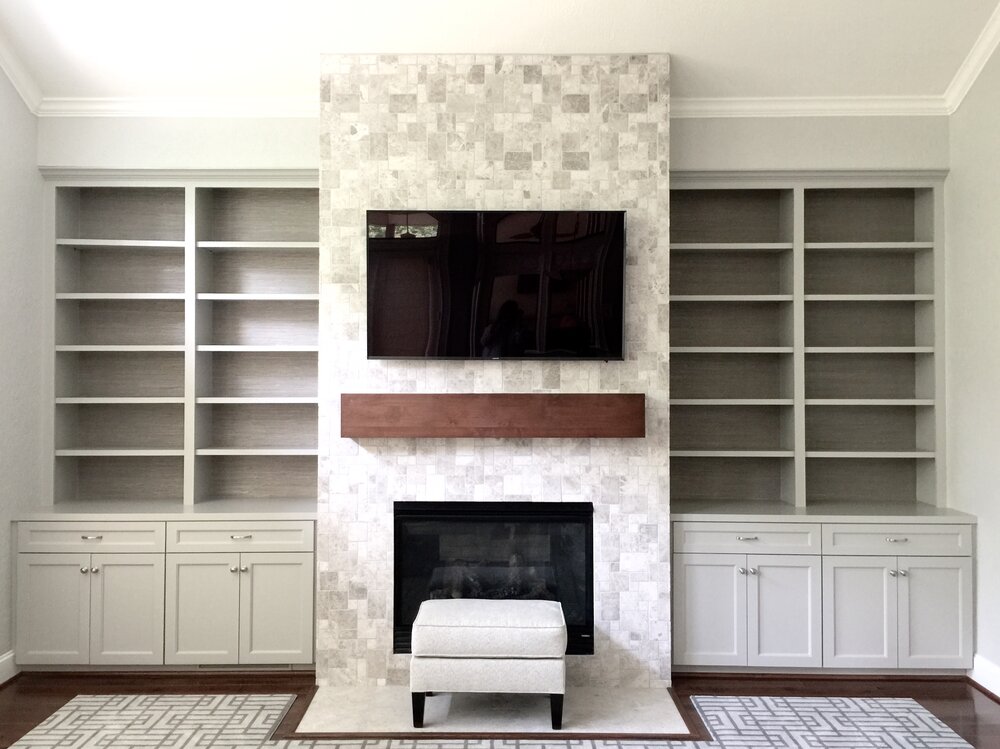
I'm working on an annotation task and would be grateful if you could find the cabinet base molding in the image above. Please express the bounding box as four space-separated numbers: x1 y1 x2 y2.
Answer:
672 666 970 677
0 650 18 686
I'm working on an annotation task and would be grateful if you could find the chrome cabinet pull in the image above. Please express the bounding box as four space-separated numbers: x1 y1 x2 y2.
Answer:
749 567 759 575
738 567 747 575
889 570 898 577
80 567 89 574
90 567 99 574
737 536 759 541
240 565 249 573
898 569 908 577
886 537 908 543
230 534 253 540
81 535 103 540
230 566 239 573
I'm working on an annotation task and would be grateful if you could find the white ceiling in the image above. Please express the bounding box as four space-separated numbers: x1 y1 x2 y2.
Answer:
0 0 998 117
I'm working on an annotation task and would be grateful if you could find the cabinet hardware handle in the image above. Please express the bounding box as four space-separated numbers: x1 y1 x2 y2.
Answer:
738 567 747 575
737 536 759 541
889 570 898 577
240 565 249 573
80 567 89 574
230 566 239 573
898 569 908 577
90 567 99 574
749 567 759 575
81 535 103 540
886 537 908 543
230 534 253 540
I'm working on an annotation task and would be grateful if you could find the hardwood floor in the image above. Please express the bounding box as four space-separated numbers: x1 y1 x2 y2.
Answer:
0 671 998 747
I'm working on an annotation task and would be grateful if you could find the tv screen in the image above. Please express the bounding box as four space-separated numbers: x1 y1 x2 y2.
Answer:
366 210 625 360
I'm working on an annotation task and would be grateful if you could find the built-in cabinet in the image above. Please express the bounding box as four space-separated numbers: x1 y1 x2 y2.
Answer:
670 175 944 511
51 181 319 508
15 520 314 667
672 518 974 670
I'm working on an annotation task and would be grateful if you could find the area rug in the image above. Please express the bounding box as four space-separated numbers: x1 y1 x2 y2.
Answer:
10 693 972 748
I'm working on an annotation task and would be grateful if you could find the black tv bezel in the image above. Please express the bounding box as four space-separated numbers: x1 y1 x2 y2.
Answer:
365 209 627 362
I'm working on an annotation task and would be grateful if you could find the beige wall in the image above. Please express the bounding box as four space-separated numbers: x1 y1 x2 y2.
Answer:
946 45 1000 693
0 70 44 659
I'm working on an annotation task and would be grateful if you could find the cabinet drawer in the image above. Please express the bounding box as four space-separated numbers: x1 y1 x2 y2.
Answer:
166 521 314 553
822 524 973 556
17 522 165 553
673 522 822 554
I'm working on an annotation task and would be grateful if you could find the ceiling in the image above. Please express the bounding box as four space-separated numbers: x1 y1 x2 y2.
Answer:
0 0 998 117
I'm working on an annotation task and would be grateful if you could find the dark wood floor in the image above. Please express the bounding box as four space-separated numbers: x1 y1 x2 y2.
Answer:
0 671 998 747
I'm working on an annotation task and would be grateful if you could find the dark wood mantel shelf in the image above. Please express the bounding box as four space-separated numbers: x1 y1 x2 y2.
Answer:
341 393 645 438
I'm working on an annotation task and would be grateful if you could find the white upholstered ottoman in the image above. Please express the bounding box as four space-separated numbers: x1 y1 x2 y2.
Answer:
410 598 567 729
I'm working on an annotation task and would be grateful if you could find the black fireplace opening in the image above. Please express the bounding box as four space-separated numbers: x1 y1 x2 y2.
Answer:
394 501 594 655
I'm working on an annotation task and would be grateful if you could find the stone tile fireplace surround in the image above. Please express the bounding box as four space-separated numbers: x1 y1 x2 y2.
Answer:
318 53 671 688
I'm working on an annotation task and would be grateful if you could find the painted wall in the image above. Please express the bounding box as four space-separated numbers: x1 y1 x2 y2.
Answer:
37 116 318 170
0 70 44 660
946 45 1000 694
671 115 949 172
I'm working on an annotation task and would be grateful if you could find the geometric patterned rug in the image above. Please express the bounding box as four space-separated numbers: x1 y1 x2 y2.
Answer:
9 693 972 748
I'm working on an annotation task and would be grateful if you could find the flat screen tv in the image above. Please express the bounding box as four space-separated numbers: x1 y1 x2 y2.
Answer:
366 210 625 359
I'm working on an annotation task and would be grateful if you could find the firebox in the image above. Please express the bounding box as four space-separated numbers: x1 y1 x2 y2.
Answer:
393 501 594 654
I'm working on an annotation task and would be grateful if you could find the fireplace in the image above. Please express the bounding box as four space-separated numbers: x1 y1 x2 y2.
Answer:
394 501 594 654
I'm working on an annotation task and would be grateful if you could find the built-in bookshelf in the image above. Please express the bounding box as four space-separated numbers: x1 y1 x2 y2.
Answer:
51 183 319 508
669 175 945 511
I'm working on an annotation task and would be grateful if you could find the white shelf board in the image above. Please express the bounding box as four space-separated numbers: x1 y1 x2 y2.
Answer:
57 239 185 249
197 241 319 251
805 399 934 406
804 242 934 252
55 448 185 457
56 397 185 405
670 450 795 458
670 399 794 406
195 448 319 456
804 346 934 354
196 345 319 352
196 293 320 301
804 294 934 302
56 293 185 301
669 295 793 302
669 242 793 252
196 397 319 404
670 347 794 354
56 345 185 352
805 451 936 459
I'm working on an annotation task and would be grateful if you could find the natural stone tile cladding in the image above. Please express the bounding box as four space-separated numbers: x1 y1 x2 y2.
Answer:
318 54 670 688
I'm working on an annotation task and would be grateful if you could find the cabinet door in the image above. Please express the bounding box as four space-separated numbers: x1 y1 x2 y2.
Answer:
672 553 747 666
747 554 822 667
164 553 240 665
898 556 973 669
89 553 165 665
15 553 90 665
239 552 314 664
823 556 897 668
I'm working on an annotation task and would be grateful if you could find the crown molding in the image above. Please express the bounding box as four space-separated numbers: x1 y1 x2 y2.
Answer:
944 0 1000 114
0 27 41 113
37 167 319 184
670 95 949 119
35 96 320 118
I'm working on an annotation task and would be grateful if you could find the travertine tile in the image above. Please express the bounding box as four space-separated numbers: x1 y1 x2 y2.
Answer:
318 53 670 689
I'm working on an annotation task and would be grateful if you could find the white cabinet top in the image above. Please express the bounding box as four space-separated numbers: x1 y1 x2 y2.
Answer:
19 497 317 522
670 499 975 525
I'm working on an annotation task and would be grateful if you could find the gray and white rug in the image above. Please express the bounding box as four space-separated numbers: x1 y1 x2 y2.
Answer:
10 693 972 748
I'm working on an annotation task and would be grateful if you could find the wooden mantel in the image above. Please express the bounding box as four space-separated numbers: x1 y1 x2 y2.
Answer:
341 393 645 438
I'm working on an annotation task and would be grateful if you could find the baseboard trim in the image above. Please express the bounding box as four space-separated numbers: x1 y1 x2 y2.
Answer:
0 650 19 687
969 655 1000 704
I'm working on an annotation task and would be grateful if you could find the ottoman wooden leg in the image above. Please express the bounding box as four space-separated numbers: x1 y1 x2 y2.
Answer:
412 692 426 728
550 693 564 730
